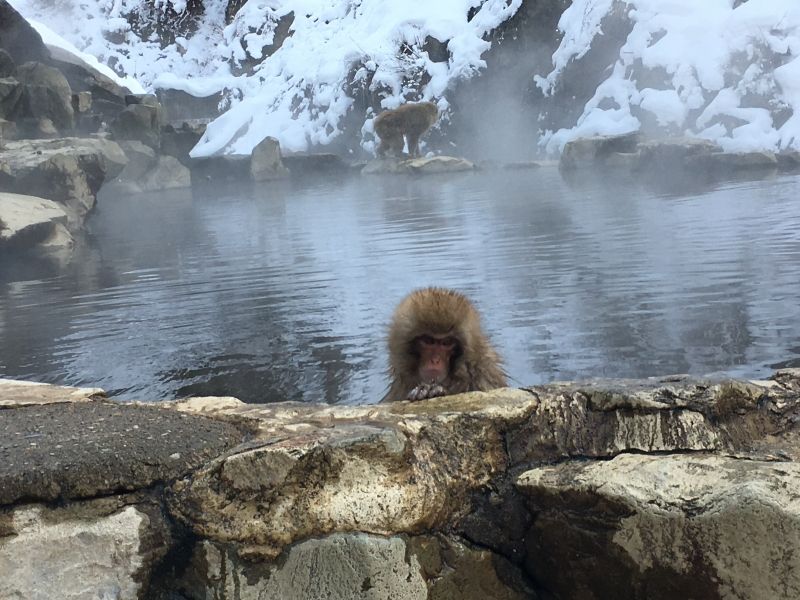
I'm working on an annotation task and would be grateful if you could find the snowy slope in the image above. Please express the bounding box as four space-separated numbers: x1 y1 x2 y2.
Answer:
539 0 800 154
11 0 521 156
10 0 800 156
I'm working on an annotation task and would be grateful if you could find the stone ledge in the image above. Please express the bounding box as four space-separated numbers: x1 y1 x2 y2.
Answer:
1 370 799 599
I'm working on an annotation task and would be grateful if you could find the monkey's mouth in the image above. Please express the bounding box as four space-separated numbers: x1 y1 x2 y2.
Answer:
421 371 447 385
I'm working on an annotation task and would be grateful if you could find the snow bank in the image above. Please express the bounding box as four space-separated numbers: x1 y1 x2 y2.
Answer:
13 0 800 157
11 0 521 156
539 0 800 154
26 19 146 94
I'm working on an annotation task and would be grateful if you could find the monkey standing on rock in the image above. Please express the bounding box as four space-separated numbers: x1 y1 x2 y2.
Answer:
382 287 507 402
373 101 438 158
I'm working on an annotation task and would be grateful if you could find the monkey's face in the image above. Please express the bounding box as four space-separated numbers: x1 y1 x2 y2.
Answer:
414 334 458 384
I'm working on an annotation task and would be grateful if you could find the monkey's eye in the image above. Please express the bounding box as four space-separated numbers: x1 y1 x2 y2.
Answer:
417 335 457 348
438 337 457 349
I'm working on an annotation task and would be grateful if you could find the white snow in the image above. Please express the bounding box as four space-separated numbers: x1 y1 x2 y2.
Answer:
540 0 800 154
10 0 800 157
10 0 521 156
26 19 146 94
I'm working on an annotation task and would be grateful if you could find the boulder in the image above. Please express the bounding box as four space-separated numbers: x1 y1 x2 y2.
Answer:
110 103 161 148
0 117 16 141
72 90 92 113
190 154 251 182
168 388 533 560
14 61 74 131
559 132 640 170
0 498 172 600
174 533 530 600
0 1 50 65
694 150 779 172
140 155 191 191
156 87 223 122
362 155 475 175
0 76 23 119
282 152 356 175
160 121 206 166
777 151 800 171
636 137 725 170
0 137 127 225
517 454 800 600
47 44 129 112
117 139 158 181
34 116 58 138
0 378 105 408
249 135 289 181
402 155 475 174
0 191 71 250
0 48 15 78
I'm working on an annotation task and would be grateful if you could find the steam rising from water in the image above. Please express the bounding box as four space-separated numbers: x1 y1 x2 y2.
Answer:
1 169 799 403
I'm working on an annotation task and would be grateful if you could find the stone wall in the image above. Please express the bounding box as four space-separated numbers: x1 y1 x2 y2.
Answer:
2 370 800 599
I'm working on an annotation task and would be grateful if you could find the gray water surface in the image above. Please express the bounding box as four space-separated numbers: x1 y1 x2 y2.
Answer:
1 167 799 403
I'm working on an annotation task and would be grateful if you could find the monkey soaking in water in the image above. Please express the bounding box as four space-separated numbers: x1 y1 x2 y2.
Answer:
382 287 507 402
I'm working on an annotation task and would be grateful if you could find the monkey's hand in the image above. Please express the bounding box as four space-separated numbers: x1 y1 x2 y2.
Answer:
407 382 447 401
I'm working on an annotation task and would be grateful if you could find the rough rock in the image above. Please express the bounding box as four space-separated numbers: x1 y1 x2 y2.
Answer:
0 378 105 408
168 388 534 559
282 152 356 175
0 1 51 66
559 135 727 173
174 533 531 600
636 137 722 169
118 140 158 179
0 48 15 78
249 135 289 181
0 192 71 250
403 155 475 174
559 132 640 170
0 496 171 600
141 154 191 191
2 370 800 599
0 76 22 120
0 117 15 140
363 155 475 175
777 151 800 171
0 137 126 225
110 102 162 148
695 150 780 171
14 61 74 131
47 44 128 111
72 90 92 113
517 453 800 600
160 121 206 166
157 88 223 122
0 400 244 505
189 154 251 182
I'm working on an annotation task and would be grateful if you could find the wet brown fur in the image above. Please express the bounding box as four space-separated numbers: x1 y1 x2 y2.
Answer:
373 102 438 158
382 287 507 402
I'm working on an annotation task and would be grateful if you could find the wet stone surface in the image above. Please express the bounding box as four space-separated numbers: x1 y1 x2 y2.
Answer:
0 401 245 504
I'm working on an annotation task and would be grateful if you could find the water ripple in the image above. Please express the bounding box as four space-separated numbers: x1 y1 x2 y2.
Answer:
1 169 799 402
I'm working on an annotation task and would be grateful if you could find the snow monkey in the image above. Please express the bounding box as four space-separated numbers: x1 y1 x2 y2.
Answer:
373 101 439 158
382 287 507 402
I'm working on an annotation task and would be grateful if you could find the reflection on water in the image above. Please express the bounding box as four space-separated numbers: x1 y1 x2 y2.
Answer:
1 167 799 403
